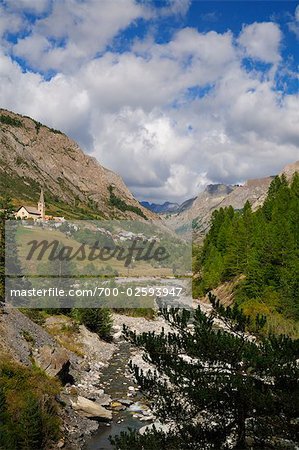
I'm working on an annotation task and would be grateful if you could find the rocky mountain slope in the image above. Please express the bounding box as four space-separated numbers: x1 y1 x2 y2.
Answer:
0 109 155 220
164 160 299 240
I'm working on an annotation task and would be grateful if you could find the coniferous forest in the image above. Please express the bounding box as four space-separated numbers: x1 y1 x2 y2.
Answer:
193 173 299 336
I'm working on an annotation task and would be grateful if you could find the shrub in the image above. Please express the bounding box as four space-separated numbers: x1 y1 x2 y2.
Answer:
0 115 22 127
73 308 113 340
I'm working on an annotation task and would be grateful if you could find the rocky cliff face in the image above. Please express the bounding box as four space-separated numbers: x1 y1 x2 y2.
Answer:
0 109 155 220
164 163 299 240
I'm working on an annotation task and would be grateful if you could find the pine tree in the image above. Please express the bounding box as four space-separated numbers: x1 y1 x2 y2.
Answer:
73 308 112 340
112 296 299 450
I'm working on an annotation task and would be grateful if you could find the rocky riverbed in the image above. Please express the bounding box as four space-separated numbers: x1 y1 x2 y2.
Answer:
47 313 171 449
0 305 172 450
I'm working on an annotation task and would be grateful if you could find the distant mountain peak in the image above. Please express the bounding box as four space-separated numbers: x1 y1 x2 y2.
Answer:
140 201 180 214
163 161 299 241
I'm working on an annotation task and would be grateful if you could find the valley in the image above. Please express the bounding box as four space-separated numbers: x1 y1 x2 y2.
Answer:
0 109 298 450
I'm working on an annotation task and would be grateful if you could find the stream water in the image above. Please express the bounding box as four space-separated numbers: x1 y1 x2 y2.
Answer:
85 342 145 450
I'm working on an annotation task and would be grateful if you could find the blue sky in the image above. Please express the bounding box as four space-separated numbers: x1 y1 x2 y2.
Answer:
0 0 298 202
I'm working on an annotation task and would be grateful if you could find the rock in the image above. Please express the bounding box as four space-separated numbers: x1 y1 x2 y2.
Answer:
80 361 91 372
70 396 112 421
140 415 155 422
33 345 71 382
113 331 123 341
110 401 126 411
128 386 135 391
139 422 170 435
0 307 58 366
0 109 155 221
117 399 134 407
57 439 65 448
111 401 123 408
129 402 146 411
128 402 150 416
96 394 112 406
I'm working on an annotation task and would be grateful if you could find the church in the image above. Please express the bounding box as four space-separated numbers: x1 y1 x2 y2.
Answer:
15 189 46 220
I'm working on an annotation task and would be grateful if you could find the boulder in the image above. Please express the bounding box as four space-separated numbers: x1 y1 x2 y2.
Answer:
94 393 112 406
71 396 112 421
33 345 70 382
117 398 134 407
110 401 126 411
113 331 123 341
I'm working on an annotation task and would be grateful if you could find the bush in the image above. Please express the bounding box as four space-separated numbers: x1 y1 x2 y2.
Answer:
0 114 22 127
73 308 112 340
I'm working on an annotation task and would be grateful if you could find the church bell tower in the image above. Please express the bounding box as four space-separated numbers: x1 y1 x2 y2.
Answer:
38 188 45 220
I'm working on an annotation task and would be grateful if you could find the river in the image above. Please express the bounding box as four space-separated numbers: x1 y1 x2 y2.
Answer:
85 341 147 450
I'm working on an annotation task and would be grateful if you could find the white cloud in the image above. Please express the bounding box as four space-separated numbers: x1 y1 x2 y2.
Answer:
0 5 23 41
90 108 194 190
157 0 191 18
238 22 282 64
4 0 50 14
0 7 298 203
13 0 150 72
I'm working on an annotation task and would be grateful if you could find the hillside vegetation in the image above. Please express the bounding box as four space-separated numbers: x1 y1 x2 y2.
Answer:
0 358 60 450
194 173 299 337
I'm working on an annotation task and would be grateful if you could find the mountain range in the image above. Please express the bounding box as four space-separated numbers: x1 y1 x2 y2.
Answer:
162 161 299 240
141 197 197 214
1 108 298 239
140 201 180 213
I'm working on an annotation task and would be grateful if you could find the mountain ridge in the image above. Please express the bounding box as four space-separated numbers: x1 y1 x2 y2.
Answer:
0 108 156 221
141 201 180 213
163 161 299 240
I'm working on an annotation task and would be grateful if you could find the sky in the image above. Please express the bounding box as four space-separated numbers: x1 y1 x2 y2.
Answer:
0 0 298 203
